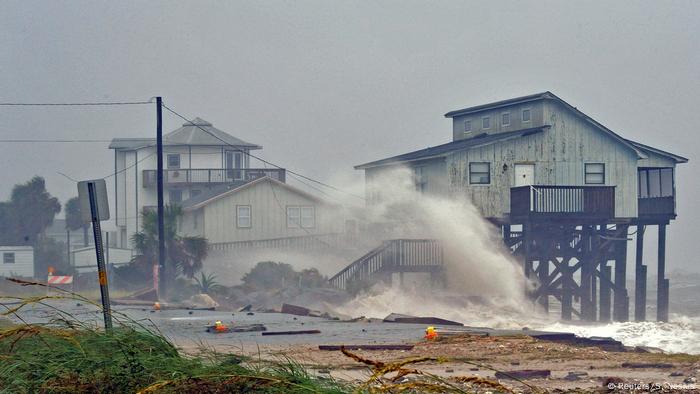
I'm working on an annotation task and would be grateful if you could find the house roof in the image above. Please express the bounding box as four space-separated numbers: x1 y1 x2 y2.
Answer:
109 117 261 150
181 176 327 211
355 126 549 169
625 140 688 164
445 91 648 159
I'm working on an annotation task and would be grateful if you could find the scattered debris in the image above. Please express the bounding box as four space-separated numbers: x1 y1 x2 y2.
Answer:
206 323 267 333
261 329 321 336
670 371 684 377
246 312 254 316
495 369 551 380
621 362 674 369
281 303 314 317
564 371 588 381
237 304 252 312
318 344 414 351
185 293 219 310
383 313 463 326
635 345 665 354
684 377 697 384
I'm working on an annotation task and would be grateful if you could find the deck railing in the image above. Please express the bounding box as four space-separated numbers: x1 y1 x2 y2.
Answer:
143 168 285 187
510 185 615 220
638 196 675 218
328 239 442 290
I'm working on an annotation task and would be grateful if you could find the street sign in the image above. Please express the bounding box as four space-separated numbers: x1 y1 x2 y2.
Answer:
77 179 110 223
77 178 113 331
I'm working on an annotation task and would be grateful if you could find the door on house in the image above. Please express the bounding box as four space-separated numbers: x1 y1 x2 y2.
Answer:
225 151 244 180
514 164 535 187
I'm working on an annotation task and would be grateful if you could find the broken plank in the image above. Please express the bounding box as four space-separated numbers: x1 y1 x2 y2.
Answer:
318 344 414 351
261 329 321 336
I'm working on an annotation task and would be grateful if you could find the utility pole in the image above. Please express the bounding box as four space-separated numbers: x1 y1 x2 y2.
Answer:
156 97 166 299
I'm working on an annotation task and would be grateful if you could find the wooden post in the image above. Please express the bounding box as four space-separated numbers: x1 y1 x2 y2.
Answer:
634 225 647 321
580 227 594 321
561 263 573 321
537 259 549 313
599 263 612 322
657 224 669 322
613 225 629 322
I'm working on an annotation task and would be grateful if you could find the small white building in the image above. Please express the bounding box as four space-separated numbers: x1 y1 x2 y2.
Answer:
0 246 34 278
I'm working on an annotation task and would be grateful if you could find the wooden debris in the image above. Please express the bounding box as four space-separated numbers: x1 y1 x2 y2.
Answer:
261 329 321 336
621 362 674 369
318 344 414 351
494 369 551 380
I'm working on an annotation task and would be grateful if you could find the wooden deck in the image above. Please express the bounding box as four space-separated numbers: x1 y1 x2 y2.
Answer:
510 185 616 223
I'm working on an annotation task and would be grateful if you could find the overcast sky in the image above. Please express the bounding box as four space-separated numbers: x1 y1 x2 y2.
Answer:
1 1 698 271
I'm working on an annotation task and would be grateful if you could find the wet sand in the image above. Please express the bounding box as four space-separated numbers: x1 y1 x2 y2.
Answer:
182 333 700 392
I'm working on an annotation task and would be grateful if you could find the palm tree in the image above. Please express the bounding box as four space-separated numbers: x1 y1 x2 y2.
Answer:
131 205 209 289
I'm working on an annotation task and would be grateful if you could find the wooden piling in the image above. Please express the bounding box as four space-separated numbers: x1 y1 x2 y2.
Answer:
599 263 612 322
657 224 669 322
613 225 629 322
634 225 647 321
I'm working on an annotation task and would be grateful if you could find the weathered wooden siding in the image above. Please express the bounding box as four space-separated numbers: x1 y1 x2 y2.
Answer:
445 100 641 219
637 150 676 168
191 180 343 243
452 101 545 141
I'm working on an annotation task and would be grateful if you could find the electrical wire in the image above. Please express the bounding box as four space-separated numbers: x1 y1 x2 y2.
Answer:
0 101 153 106
161 103 365 201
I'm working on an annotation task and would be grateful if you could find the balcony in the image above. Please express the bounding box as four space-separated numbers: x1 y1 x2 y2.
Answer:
638 197 675 220
510 185 616 222
142 168 286 188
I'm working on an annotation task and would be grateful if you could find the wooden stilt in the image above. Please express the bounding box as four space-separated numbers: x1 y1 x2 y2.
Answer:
613 225 629 321
657 224 669 322
561 263 573 321
599 263 612 322
580 226 594 320
634 225 647 321
537 259 549 313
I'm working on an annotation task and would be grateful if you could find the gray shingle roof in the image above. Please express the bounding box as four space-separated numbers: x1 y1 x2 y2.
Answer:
109 117 261 150
355 127 549 169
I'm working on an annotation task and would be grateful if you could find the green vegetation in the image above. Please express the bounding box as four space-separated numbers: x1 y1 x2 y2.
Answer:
0 288 349 393
242 261 329 290
193 271 222 294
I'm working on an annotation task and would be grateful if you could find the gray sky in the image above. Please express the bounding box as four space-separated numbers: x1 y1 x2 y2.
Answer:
1 1 698 271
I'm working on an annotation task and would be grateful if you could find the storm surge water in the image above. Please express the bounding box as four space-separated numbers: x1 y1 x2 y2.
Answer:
334 166 543 324
332 167 700 355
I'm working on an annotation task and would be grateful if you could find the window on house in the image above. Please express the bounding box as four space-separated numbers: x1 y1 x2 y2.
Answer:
169 189 182 204
236 205 251 228
502 112 510 126
585 163 605 184
287 206 315 228
190 189 201 198
301 207 315 228
464 120 471 133
522 109 531 122
638 168 674 198
414 167 426 193
167 154 180 169
287 206 300 228
469 162 491 184
482 116 491 129
3 253 15 264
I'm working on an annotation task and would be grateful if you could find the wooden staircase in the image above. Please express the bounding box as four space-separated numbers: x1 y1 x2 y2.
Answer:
328 239 443 290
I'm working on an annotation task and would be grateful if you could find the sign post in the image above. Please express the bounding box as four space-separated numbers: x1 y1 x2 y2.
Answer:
77 179 112 331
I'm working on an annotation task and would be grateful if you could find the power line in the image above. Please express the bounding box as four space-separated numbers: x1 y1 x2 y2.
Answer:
0 139 113 143
0 100 153 106
161 103 365 201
